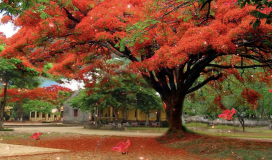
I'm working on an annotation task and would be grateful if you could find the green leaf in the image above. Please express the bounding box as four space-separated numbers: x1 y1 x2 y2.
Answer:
253 19 261 29
119 39 126 52
39 0 50 3
241 1 247 8
210 11 215 16
40 12 48 19
183 15 192 22
73 6 79 11
114 43 120 48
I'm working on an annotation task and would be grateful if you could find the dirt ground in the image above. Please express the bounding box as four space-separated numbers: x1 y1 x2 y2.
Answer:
0 133 227 160
0 126 271 160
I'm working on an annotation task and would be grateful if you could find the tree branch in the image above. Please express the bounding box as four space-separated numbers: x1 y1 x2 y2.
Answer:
106 41 138 62
207 64 271 69
142 0 193 34
62 7 80 23
99 42 129 58
184 50 218 89
161 67 176 94
141 72 163 95
155 70 172 96
186 73 222 94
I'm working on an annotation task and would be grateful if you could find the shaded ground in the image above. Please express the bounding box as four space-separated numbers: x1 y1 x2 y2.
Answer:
165 134 272 160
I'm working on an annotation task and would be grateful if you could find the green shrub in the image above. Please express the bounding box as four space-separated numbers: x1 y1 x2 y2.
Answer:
162 121 169 127
4 113 10 121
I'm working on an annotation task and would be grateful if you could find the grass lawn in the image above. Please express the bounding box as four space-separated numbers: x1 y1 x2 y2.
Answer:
126 122 272 139
0 128 14 131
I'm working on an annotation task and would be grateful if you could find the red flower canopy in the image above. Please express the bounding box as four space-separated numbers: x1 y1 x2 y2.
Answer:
218 108 236 121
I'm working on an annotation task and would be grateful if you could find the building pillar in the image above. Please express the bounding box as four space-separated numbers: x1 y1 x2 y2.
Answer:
45 113 48 121
110 107 113 121
35 111 37 121
29 112 31 121
39 112 42 121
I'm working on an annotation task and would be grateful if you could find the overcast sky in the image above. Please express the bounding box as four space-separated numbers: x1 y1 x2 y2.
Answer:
0 15 84 91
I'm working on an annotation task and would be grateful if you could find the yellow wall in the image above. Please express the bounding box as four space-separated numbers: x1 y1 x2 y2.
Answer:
29 111 62 122
28 106 63 122
131 109 167 121
98 107 167 122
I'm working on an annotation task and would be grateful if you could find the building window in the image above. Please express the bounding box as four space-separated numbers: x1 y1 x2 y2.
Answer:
74 109 78 117
42 113 45 118
48 114 51 118
31 112 35 118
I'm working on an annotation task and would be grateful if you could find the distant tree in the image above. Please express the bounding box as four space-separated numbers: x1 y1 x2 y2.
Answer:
68 70 162 124
1 85 71 122
136 90 162 126
0 57 41 128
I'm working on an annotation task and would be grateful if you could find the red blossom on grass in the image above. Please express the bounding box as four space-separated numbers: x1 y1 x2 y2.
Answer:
218 108 236 121
269 89 272 93
111 140 130 154
30 132 42 140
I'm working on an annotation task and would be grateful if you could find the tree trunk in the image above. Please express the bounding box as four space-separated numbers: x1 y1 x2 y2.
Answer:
0 81 8 130
159 109 161 127
255 109 259 118
145 112 149 126
163 94 185 133
113 108 119 122
20 113 23 122
269 120 272 130
238 118 245 132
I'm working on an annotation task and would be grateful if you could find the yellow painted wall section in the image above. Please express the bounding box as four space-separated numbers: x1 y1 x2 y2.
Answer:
127 110 137 121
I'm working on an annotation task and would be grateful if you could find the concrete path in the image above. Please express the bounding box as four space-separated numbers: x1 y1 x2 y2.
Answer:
0 143 69 157
10 126 165 137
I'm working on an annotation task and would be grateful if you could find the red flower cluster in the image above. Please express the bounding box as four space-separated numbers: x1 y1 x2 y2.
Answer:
218 108 236 121
30 132 42 140
111 140 130 154
269 89 272 93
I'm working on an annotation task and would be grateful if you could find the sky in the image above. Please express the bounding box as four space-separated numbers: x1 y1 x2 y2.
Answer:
0 15 84 91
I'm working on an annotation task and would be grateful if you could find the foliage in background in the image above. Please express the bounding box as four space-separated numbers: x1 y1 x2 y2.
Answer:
68 70 163 119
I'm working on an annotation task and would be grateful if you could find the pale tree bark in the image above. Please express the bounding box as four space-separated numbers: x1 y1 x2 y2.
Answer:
0 80 8 130
255 109 259 118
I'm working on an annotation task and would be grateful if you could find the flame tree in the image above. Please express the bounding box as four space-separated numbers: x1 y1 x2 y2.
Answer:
0 85 71 122
0 0 272 133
